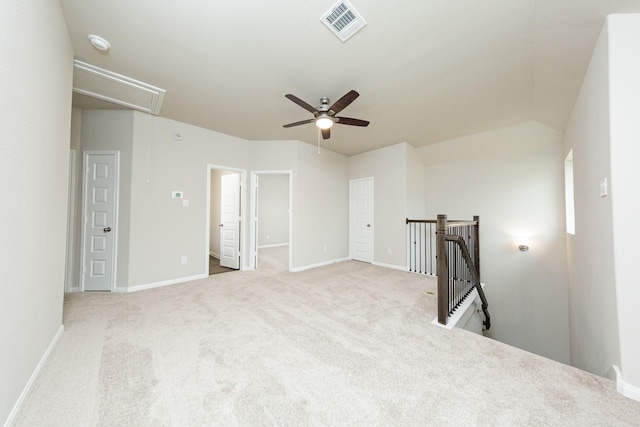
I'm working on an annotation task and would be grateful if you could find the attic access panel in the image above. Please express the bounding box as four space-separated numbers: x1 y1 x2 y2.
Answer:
320 0 367 42
72 60 166 115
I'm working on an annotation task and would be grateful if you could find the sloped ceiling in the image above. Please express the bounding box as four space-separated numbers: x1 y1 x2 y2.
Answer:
59 0 640 156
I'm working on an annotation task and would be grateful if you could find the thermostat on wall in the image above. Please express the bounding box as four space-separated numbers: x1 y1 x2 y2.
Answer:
172 191 183 199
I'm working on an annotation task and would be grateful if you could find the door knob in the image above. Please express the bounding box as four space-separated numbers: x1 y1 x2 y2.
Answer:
219 224 224 227
104 227 112 232
367 224 371 227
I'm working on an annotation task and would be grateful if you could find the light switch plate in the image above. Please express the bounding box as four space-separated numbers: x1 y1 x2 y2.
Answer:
600 178 608 197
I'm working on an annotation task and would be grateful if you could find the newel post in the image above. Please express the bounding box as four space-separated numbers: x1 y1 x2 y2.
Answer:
436 214 448 325
473 215 480 283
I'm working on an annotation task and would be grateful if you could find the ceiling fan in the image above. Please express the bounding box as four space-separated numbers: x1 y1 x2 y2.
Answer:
283 89 370 140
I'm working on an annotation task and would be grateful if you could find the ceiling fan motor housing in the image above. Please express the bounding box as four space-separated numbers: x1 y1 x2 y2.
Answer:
318 97 331 113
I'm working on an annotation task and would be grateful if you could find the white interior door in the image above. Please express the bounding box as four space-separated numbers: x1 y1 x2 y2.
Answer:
220 173 240 269
350 177 374 263
81 152 118 291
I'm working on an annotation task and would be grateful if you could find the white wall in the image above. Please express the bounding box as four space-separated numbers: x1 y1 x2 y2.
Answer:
566 14 640 392
77 113 349 283
81 110 134 287
608 14 640 390
128 112 250 287
349 143 408 268
563 19 620 380
419 122 570 364
257 174 290 247
405 143 428 219
0 1 73 423
293 143 349 268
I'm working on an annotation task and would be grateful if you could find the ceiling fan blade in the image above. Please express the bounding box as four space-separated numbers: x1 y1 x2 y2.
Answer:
285 94 317 114
335 117 370 127
329 90 359 114
321 127 331 140
283 118 315 128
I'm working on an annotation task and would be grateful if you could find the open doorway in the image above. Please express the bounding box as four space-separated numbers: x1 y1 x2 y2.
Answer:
207 165 246 275
250 171 292 272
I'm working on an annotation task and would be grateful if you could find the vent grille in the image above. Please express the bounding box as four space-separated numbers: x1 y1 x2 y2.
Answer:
321 1 366 42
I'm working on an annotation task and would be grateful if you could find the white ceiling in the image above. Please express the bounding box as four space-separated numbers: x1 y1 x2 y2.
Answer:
59 0 640 156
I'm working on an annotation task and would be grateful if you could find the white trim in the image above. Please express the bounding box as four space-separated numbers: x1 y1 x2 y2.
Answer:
349 177 374 263
113 273 208 293
73 60 165 115
80 151 120 292
209 251 220 259
431 287 482 330
613 365 640 402
289 257 349 272
372 261 406 271
258 243 289 249
65 149 77 293
250 170 293 272
206 164 247 275
4 325 64 427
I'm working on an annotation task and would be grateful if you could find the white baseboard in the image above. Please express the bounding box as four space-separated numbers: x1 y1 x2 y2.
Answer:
209 251 220 259
114 273 208 293
613 365 640 402
372 261 407 272
290 257 349 272
258 243 289 249
4 325 64 427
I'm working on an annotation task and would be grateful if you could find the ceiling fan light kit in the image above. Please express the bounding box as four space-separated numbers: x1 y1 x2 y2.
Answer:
315 116 334 129
283 89 369 140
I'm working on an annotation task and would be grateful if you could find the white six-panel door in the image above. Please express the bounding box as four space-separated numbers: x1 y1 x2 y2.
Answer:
220 173 241 269
349 177 374 263
81 152 119 291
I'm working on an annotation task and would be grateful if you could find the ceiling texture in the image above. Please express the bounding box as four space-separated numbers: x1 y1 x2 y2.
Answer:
59 0 640 156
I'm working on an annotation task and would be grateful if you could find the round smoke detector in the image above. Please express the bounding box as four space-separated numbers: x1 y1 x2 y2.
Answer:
88 34 111 52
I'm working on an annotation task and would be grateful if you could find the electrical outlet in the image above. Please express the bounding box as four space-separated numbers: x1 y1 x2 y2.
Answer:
388 248 392 255
323 246 327 252
181 256 187 264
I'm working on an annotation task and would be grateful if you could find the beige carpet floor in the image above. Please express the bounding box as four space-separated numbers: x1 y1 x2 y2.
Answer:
14 246 640 426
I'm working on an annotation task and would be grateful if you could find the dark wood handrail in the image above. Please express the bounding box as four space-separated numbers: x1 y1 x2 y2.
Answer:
445 234 490 330
436 214 490 330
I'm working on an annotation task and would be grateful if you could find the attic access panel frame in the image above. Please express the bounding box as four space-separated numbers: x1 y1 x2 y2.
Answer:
72 59 166 115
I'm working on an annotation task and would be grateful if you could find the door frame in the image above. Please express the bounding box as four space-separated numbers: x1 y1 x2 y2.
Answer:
80 150 120 292
206 164 247 273
249 170 293 271
349 177 374 263
65 149 78 293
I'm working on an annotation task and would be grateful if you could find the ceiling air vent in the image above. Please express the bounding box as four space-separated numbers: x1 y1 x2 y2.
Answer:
73 60 166 115
320 1 367 42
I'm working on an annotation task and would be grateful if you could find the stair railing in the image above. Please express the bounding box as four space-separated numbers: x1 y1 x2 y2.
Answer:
406 215 490 330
